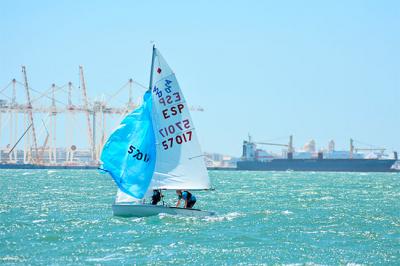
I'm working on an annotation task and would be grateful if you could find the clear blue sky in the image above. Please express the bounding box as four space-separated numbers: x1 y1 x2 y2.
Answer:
1 0 399 156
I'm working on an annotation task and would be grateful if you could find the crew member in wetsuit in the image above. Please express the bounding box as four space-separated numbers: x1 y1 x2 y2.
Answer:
151 189 163 205
175 190 196 209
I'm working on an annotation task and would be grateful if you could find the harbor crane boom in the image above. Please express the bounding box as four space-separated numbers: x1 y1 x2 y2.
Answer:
22 66 39 162
256 142 288 147
79 66 94 160
254 135 294 153
355 148 385 152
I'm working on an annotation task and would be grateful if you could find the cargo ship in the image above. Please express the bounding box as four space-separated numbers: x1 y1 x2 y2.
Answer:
237 136 398 172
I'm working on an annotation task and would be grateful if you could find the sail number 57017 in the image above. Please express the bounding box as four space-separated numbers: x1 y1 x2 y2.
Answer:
159 119 190 137
162 131 192 150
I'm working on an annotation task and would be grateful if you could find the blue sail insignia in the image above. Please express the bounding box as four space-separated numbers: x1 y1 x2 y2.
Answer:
100 91 156 199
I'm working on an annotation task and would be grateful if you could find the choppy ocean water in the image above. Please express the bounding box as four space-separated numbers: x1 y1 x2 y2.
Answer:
0 169 399 265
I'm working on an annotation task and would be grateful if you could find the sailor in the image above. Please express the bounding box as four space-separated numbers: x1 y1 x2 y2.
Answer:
151 189 163 205
175 190 196 209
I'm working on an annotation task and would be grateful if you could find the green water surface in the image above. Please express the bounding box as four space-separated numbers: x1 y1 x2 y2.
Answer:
1 170 399 265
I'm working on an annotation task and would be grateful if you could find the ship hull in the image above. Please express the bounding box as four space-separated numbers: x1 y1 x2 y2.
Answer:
237 159 398 172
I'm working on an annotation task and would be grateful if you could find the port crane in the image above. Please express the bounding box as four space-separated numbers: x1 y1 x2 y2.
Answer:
251 135 294 153
79 66 94 161
22 66 39 163
350 138 386 158
0 66 204 166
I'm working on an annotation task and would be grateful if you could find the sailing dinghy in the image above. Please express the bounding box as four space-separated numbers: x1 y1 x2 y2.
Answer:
100 46 214 217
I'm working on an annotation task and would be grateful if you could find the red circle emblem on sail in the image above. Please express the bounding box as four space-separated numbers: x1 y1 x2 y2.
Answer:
157 68 162 74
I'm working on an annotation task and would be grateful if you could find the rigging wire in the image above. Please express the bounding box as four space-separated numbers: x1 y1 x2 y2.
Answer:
0 91 12 100
103 80 131 105
15 81 68 107
0 80 13 94
101 79 146 107
133 80 148 90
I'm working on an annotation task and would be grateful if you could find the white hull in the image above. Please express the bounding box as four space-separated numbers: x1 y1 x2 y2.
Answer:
112 203 215 217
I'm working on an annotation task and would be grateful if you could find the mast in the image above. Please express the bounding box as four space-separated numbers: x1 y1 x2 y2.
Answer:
128 78 133 107
148 45 156 91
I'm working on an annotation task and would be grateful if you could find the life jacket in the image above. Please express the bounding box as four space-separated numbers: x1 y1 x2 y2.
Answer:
184 191 193 201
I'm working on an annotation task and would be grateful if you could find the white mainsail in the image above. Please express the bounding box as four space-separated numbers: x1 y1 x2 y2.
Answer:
149 48 210 190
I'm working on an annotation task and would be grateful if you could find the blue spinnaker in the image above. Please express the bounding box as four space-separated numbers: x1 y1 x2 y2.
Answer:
100 91 156 199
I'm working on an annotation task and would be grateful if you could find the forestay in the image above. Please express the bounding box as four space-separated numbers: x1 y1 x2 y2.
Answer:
149 48 210 190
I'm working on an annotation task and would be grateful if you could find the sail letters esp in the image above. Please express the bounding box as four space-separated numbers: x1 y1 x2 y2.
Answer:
162 104 184 119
